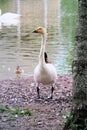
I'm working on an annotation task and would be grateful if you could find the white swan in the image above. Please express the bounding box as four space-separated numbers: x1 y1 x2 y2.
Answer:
0 9 20 26
32 27 57 99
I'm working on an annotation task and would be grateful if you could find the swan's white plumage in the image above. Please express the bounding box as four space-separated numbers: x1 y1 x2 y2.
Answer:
33 27 57 98
0 9 20 26
34 63 57 85
33 27 57 84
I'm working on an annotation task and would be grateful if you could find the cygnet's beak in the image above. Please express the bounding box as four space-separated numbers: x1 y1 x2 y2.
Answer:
32 30 37 33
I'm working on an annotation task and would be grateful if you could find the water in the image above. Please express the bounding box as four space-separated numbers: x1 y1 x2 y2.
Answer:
0 0 78 79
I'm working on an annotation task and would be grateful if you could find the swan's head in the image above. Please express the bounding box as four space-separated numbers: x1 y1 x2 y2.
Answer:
32 27 47 35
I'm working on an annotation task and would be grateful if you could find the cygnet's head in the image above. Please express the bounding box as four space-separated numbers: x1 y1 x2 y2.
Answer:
32 27 47 35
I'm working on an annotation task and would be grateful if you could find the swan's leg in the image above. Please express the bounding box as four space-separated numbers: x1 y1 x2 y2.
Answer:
37 86 40 98
47 84 55 100
36 83 40 99
50 85 54 99
35 83 44 101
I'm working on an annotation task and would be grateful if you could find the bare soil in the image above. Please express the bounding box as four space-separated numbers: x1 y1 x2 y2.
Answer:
0 74 72 130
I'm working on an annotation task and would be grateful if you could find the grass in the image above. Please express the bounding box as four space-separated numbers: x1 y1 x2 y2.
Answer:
0 105 32 121
10 108 32 116
0 105 9 113
6 116 16 121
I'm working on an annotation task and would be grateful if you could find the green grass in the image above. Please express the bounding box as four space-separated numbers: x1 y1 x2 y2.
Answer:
6 116 16 121
0 105 32 121
10 108 32 116
23 108 32 116
0 105 9 113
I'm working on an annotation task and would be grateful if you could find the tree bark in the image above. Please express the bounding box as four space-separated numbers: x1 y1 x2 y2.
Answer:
63 0 87 129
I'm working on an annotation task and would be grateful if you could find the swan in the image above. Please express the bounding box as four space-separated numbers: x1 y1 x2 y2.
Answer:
32 27 57 99
0 9 20 26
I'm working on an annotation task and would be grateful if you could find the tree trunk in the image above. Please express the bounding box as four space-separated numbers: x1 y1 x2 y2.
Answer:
63 0 87 129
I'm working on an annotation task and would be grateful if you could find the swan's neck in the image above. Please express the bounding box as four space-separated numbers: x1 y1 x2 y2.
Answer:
39 33 47 65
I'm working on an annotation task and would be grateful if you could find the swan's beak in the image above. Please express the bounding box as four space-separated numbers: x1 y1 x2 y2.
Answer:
32 30 37 33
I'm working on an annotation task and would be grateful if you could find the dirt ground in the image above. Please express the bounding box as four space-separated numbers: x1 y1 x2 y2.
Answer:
0 74 72 130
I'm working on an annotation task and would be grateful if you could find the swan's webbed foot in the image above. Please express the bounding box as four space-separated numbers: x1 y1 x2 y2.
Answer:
47 95 53 99
35 97 44 101
46 96 55 101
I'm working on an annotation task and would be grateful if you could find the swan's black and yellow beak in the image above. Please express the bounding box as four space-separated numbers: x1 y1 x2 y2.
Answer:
32 30 38 33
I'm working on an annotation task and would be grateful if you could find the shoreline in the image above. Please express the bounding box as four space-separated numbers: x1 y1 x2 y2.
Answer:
0 73 72 81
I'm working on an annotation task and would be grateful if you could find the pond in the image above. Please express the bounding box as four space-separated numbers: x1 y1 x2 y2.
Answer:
0 0 78 79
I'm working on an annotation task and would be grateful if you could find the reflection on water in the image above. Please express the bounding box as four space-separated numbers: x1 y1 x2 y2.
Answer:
0 0 78 79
